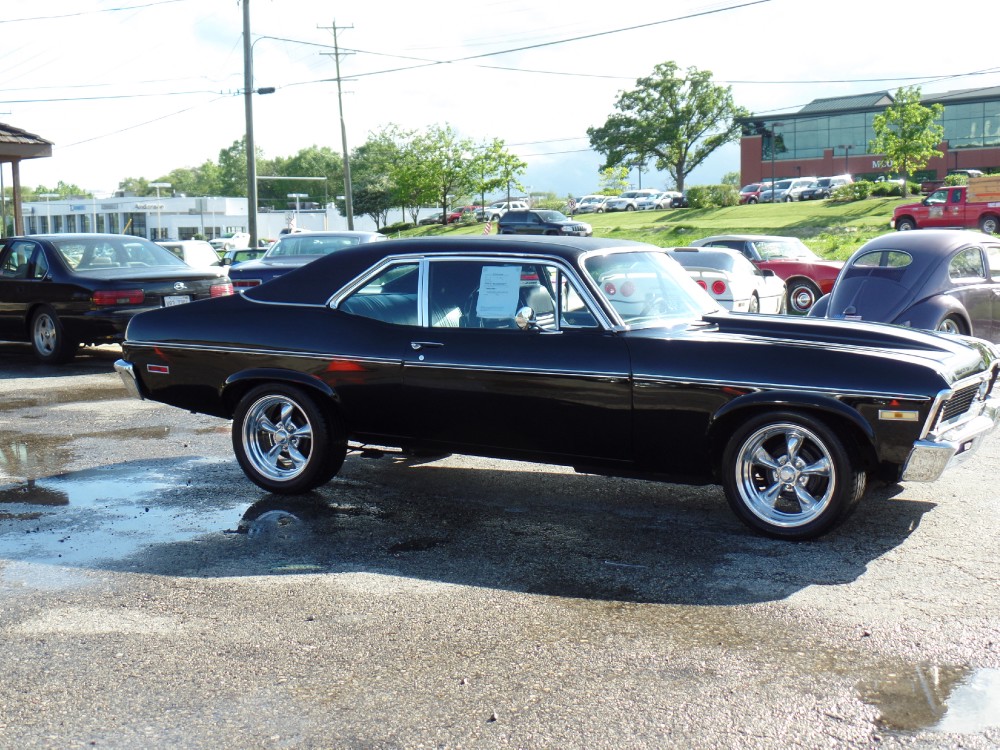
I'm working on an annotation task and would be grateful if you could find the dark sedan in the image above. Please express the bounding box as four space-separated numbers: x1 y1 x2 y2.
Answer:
227 230 387 289
115 236 999 540
0 233 233 363
810 229 1000 342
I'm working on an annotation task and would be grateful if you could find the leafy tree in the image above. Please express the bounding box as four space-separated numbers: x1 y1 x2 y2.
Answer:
722 171 741 186
469 137 527 211
216 137 268 197
264 145 343 211
869 86 944 198
410 124 478 217
597 166 630 195
343 136 401 229
588 61 748 192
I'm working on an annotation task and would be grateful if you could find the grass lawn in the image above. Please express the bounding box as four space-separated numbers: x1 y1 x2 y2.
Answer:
394 197 912 261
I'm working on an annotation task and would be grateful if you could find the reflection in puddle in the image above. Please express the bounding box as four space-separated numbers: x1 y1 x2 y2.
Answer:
0 459 239 569
859 664 1000 733
0 428 170 481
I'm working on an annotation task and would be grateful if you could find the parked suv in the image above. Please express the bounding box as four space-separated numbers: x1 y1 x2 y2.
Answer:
574 195 612 214
483 200 529 222
801 175 853 200
760 178 815 203
497 209 592 237
604 189 660 212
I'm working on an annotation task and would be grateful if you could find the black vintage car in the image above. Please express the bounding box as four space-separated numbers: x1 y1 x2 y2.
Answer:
115 236 1000 540
0 233 234 363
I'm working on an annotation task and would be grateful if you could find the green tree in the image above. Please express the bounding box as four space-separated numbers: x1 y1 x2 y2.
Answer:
869 86 944 198
469 137 527 209
722 171 741 186
410 124 478 217
597 166 630 195
264 145 342 211
587 61 748 192
344 135 401 229
216 137 268 197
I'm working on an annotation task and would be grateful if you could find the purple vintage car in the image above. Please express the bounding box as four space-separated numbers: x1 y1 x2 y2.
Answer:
810 229 1000 343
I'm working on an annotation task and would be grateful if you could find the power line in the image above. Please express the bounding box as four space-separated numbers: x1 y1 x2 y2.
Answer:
0 0 191 24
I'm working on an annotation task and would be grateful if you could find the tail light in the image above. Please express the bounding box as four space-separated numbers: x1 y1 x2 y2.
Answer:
232 279 262 289
210 282 234 297
93 289 144 306
696 280 708 290
712 280 727 295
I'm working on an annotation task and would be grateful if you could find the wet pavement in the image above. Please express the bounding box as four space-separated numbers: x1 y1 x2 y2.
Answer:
1 342 999 748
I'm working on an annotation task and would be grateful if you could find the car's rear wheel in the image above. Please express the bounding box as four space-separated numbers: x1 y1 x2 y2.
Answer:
747 197 758 204
721 411 866 539
232 384 345 494
936 315 967 335
748 293 760 313
979 214 999 234
30 305 78 364
787 279 820 314
896 217 916 231
625 205 635 211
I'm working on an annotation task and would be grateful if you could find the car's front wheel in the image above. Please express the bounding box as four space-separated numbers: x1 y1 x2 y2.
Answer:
787 279 820 314
979 214 999 234
30 305 78 364
936 315 968 335
232 384 345 494
721 412 866 539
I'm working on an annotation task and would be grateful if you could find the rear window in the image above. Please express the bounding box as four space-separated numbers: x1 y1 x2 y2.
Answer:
850 250 913 269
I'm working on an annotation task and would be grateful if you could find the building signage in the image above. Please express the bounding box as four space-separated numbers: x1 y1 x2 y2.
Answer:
135 202 164 210
70 204 86 211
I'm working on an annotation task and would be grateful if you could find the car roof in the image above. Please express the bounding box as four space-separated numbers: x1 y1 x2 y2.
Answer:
852 229 998 258
245 236 649 305
694 234 803 243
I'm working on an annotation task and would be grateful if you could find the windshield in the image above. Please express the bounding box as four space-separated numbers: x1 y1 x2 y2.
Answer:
583 250 719 326
752 239 817 261
535 210 570 222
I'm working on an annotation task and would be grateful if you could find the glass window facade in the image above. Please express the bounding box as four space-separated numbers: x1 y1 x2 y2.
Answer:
753 93 1000 160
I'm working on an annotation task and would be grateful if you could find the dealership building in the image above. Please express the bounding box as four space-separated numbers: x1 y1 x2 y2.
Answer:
740 85 1000 184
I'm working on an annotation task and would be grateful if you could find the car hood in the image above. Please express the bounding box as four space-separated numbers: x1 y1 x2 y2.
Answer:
626 312 996 390
762 258 843 271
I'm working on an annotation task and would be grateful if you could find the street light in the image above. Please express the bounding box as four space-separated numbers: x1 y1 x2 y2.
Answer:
287 193 307 227
149 182 171 239
837 144 853 175
39 192 58 233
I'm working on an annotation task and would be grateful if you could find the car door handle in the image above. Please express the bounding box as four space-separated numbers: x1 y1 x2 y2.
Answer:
410 341 444 351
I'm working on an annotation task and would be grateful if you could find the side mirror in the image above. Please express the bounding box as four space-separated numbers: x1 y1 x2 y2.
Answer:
221 257 233 266
515 306 537 330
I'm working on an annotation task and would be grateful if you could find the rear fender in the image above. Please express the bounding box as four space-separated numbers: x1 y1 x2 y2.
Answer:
222 368 339 416
892 297 970 332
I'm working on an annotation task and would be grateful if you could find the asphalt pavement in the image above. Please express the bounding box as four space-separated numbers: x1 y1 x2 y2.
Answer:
1 343 998 749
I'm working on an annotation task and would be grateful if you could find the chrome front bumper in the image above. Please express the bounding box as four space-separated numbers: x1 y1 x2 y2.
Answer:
114 359 144 401
901 396 999 481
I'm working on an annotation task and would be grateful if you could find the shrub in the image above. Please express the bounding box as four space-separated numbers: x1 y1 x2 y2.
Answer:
832 181 874 202
381 221 413 234
685 184 739 209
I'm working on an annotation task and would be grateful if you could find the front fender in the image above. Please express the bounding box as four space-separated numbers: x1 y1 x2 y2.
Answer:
708 389 878 469
808 294 830 317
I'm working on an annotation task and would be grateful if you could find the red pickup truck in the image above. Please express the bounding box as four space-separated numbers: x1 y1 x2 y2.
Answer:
892 178 1000 234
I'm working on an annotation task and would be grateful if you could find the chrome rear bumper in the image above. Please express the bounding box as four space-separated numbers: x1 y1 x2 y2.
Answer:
114 359 144 401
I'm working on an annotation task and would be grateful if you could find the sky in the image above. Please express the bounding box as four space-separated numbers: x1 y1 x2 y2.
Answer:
4 0 1000 202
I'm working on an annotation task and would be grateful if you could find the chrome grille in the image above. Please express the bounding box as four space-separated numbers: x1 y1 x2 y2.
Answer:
940 383 980 423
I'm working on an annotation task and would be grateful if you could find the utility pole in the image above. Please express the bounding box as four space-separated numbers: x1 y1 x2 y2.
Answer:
242 0 260 248
319 20 354 230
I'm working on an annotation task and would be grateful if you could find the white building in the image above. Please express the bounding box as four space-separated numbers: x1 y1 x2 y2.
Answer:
19 194 410 241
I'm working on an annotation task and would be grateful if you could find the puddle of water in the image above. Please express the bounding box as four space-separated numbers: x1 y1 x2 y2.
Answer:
859 664 1000 734
0 428 170 481
0 460 240 569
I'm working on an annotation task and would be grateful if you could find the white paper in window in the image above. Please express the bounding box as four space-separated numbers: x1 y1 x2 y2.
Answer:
476 265 521 319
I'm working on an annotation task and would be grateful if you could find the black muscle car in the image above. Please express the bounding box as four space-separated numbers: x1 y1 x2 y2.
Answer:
115 236 1000 540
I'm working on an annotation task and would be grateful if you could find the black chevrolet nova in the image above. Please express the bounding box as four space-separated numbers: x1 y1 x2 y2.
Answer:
116 236 1000 539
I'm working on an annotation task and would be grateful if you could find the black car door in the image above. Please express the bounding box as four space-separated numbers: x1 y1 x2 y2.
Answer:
0 240 42 339
400 258 633 463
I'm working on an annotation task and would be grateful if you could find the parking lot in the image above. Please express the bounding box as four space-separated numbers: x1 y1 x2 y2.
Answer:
1 343 999 749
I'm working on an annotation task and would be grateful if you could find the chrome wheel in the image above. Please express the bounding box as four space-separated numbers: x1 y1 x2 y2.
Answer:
32 312 58 357
937 316 964 335
787 280 820 314
980 215 999 234
721 411 866 539
733 422 835 529
241 394 314 482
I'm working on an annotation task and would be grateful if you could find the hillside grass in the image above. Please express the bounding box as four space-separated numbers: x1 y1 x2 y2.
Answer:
397 197 913 261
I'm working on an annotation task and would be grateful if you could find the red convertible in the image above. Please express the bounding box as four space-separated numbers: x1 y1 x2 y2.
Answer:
690 234 843 314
